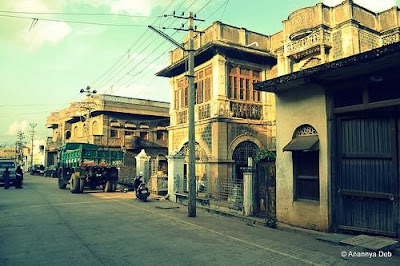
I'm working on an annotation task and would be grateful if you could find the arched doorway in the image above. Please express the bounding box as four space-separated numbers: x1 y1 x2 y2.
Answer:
178 142 208 194
232 141 259 180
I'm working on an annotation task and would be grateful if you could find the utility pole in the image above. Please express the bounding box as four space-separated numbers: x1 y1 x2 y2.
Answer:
16 130 26 164
80 86 97 143
149 11 204 217
29 123 37 169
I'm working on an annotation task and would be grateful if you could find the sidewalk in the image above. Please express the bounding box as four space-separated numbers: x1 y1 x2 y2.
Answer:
150 194 400 260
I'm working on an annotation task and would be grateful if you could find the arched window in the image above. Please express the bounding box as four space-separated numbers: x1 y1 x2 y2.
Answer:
82 124 87 137
73 126 79 138
65 131 71 139
92 121 99 135
110 119 120 127
284 124 320 201
125 121 136 129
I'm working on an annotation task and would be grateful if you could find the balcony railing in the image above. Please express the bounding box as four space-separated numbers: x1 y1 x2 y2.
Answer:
46 137 62 151
176 108 188 125
197 102 211 120
230 101 262 120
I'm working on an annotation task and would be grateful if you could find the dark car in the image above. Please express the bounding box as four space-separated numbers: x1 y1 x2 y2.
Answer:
43 165 58 178
0 160 17 185
30 164 45 175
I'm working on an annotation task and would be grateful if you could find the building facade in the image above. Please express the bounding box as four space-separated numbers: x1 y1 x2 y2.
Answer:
157 22 277 212
158 0 400 232
255 0 400 236
45 94 170 181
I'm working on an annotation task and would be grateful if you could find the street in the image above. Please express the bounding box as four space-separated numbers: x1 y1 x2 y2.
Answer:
0 174 398 266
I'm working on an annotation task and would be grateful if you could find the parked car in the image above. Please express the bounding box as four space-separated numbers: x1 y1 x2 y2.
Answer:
0 159 17 186
30 164 45 175
43 165 58 178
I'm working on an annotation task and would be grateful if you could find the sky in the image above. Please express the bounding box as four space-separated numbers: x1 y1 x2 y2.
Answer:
0 0 398 146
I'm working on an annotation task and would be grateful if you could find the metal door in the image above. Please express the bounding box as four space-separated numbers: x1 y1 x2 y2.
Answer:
336 116 398 236
255 160 276 218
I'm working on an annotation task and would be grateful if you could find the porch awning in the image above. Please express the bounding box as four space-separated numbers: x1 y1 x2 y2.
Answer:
283 135 319 152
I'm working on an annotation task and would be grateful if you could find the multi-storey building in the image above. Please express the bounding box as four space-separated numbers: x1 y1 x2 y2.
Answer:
157 22 277 211
255 0 400 236
46 94 170 178
158 0 400 235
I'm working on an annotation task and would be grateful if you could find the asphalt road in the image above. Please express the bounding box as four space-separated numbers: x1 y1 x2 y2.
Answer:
1 174 399 266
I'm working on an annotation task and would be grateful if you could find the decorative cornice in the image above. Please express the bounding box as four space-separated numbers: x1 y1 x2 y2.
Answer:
255 41 400 92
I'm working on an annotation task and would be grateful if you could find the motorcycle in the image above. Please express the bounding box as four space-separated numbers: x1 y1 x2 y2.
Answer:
133 176 150 201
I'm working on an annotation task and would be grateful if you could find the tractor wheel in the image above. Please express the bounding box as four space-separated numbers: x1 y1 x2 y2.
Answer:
104 181 112 192
78 178 85 193
111 180 117 192
70 176 80 193
58 177 67 189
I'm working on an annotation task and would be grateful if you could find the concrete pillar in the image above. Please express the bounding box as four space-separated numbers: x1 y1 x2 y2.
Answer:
135 149 150 183
167 152 185 202
242 165 255 217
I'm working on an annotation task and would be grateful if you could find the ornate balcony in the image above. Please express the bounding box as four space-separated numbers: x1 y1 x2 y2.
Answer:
230 101 262 120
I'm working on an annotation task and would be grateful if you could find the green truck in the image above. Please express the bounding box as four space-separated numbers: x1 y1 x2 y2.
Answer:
57 143 124 193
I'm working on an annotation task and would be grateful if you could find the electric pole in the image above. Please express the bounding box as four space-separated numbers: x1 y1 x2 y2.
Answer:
16 130 26 164
149 11 204 217
80 86 97 143
29 123 37 169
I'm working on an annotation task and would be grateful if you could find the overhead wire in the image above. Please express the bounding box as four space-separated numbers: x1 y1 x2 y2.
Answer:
95 0 195 93
63 0 179 106
0 14 149 27
90 0 180 92
101 0 207 95
112 0 227 97
0 10 162 18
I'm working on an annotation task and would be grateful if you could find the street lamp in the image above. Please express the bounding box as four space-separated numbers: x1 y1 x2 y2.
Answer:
80 86 97 98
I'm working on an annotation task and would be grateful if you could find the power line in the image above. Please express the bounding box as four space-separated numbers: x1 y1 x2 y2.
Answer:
97 0 202 94
110 0 228 94
0 10 162 19
61 0 178 109
0 14 149 27
89 0 179 91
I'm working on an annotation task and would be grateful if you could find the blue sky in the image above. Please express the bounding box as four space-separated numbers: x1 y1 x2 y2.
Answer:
0 0 398 146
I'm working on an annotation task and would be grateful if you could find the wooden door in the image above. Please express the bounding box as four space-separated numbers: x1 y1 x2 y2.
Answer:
336 116 398 236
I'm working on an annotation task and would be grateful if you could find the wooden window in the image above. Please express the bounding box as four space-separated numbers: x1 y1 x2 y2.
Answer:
125 131 134 136
184 87 188 107
110 129 118 138
246 79 250 100
227 77 232 99
196 81 203 104
228 64 261 102
193 66 212 104
233 77 237 99
174 90 179 110
140 131 149 140
286 125 320 201
156 131 165 140
293 151 320 201
204 77 211 102
240 78 245 100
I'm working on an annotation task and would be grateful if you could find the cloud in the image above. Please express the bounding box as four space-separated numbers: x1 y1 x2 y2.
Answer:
20 21 71 49
323 0 397 12
8 121 29 136
0 0 71 48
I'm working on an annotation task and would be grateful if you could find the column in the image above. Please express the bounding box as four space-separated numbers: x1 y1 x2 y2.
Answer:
135 149 151 183
242 166 255 217
167 152 185 202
